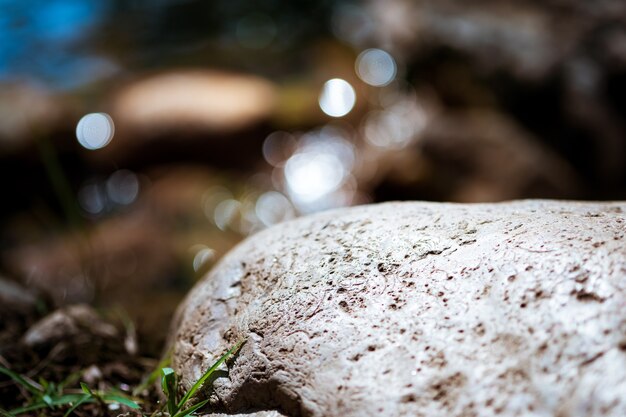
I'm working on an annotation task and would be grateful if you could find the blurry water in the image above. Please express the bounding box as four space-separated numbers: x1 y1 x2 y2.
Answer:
0 0 116 89
0 0 339 90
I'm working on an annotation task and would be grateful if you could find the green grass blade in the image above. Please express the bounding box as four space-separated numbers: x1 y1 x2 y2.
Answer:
177 339 245 409
38 378 49 391
79 382 94 396
62 394 90 417
0 407 14 417
0 366 42 395
133 355 171 396
102 394 140 409
161 367 178 415
42 394 53 407
52 394 92 406
59 371 81 391
6 401 47 416
172 399 209 417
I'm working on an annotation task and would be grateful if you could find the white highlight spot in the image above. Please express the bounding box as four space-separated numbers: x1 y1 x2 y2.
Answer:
285 152 346 203
255 191 294 227
319 79 356 118
192 246 215 272
356 49 397 87
262 131 296 167
76 113 115 150
214 199 241 231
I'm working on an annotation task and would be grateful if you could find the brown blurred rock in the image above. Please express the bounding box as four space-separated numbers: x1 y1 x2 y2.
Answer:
0 276 37 314
21 304 130 366
365 0 626 195
0 83 65 154
23 304 117 348
0 276 38 347
369 0 626 80
2 166 245 309
419 109 582 202
369 109 582 202
112 70 276 134
4 211 176 306
89 70 277 170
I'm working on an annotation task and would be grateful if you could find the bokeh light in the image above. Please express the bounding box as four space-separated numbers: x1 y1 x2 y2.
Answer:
106 170 139 205
281 127 356 212
363 98 426 149
214 199 241 231
255 191 294 227
191 245 215 272
263 131 296 167
77 170 141 217
356 49 397 87
78 180 106 215
76 112 115 150
319 78 356 118
285 153 345 202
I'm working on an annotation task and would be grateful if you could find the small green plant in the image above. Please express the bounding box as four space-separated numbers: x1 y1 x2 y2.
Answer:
133 355 172 397
0 339 245 417
0 366 139 416
158 339 245 417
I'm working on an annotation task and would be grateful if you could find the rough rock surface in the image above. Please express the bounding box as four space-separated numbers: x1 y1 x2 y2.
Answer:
171 201 626 417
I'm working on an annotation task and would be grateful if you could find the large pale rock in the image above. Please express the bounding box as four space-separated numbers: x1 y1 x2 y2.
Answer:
171 201 626 417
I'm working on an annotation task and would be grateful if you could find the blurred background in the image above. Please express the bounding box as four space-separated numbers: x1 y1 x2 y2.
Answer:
1 0 626 354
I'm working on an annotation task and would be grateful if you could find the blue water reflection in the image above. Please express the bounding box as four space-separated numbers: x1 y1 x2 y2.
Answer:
0 0 110 89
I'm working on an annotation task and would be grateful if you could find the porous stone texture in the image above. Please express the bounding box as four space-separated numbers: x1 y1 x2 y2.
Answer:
171 201 626 417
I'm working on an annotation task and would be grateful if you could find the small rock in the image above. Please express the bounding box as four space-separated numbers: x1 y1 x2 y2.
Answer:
82 364 103 385
0 276 38 348
0 276 37 313
24 304 118 347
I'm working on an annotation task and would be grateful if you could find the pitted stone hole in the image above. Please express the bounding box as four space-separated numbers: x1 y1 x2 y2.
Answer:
474 323 486 337
401 393 417 403
575 291 605 302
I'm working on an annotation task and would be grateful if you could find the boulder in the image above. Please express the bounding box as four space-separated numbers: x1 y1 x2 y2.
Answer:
171 201 626 417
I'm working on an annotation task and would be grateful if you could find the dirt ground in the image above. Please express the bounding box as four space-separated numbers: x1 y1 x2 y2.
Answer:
0 294 170 416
